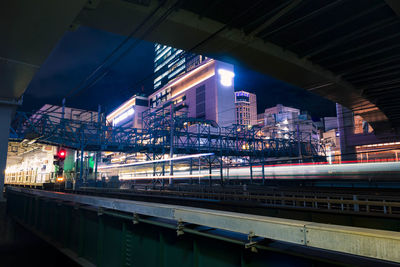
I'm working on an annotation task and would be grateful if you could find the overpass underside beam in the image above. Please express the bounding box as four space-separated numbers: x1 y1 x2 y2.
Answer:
75 0 393 130
6 187 400 265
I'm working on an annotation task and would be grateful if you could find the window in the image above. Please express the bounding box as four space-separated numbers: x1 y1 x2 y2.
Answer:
196 85 206 119
135 98 148 107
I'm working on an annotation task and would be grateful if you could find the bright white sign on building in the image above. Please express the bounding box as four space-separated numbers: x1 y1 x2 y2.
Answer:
218 69 235 87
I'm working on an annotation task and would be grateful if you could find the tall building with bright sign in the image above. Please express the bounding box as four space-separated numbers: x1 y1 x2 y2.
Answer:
153 44 206 91
149 59 235 127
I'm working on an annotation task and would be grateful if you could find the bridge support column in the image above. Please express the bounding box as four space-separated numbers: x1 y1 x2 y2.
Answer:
0 102 18 201
189 158 193 184
208 156 212 187
262 157 265 185
219 156 223 186
249 157 253 184
337 104 357 162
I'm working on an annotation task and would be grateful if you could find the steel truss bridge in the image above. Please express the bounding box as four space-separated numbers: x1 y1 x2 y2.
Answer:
9 104 324 184
10 106 320 156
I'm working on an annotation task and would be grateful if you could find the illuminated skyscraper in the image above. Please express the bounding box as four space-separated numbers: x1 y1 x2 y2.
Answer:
153 44 206 91
234 91 257 126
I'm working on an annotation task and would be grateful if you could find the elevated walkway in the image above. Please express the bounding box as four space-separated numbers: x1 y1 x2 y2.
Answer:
9 110 321 158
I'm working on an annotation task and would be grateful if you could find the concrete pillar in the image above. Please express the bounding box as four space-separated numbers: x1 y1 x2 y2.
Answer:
0 104 17 201
336 104 357 162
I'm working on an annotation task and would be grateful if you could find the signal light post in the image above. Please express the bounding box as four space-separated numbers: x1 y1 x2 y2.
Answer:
54 148 66 182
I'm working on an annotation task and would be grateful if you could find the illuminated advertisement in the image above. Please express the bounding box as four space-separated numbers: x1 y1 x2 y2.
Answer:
235 91 250 102
217 69 235 87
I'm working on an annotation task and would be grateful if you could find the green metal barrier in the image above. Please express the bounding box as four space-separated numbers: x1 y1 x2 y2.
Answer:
6 188 398 266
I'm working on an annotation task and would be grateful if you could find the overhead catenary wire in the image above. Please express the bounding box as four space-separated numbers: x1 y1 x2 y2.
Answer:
64 0 182 100
119 0 266 98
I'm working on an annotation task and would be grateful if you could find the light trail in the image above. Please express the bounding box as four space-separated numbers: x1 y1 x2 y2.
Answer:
119 173 219 180
99 153 214 169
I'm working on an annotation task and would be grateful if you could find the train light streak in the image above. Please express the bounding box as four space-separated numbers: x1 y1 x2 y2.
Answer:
99 153 214 169
119 173 219 180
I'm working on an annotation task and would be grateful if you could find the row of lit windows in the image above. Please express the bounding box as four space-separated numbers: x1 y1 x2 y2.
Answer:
153 53 186 89
237 112 250 119
168 64 185 80
237 106 250 112
154 49 183 73
154 43 164 54
154 46 171 62
155 49 172 66
238 120 250 125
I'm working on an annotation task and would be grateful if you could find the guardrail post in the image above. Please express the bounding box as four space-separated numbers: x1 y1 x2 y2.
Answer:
353 195 359 212
97 211 104 267
78 208 85 257
193 239 199 267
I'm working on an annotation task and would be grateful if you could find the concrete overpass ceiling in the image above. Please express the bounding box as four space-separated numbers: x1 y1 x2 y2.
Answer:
181 0 400 130
0 0 87 100
76 0 400 132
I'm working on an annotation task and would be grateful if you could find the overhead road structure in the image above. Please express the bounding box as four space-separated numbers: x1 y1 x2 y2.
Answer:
6 186 400 264
74 0 400 134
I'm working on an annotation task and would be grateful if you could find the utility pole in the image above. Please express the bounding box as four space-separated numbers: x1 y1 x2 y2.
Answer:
79 128 85 187
94 105 101 185
297 121 302 162
61 98 65 120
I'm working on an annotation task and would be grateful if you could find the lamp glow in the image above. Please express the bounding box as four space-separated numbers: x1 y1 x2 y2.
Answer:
218 69 234 86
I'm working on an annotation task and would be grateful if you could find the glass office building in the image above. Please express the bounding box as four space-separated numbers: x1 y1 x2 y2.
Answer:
153 44 205 91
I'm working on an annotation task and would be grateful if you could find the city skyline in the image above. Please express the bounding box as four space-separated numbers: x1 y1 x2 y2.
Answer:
21 26 336 120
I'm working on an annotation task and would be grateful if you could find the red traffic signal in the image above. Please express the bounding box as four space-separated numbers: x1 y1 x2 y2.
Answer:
57 149 66 160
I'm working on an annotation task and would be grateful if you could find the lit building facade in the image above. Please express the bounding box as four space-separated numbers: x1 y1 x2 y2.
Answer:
353 115 373 134
106 94 148 128
256 113 265 127
263 104 300 139
323 117 338 132
153 44 206 91
149 59 235 127
321 129 341 163
5 104 98 184
234 91 257 126
262 104 319 144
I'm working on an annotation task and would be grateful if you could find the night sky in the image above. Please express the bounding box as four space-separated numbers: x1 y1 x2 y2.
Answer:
22 26 336 119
